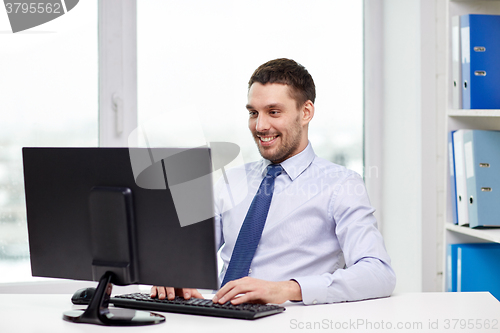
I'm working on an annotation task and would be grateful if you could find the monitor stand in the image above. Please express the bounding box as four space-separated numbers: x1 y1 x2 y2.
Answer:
63 272 165 326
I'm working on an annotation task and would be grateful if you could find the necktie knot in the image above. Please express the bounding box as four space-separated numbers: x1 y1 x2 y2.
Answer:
266 164 283 179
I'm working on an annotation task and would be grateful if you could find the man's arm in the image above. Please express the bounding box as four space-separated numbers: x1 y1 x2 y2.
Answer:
293 257 395 304
212 259 394 305
292 172 396 304
212 277 302 304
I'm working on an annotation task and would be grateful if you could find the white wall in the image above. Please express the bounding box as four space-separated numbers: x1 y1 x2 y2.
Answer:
365 0 444 293
382 0 423 293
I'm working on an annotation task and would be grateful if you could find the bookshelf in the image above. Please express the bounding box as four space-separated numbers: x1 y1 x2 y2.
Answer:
448 109 500 117
443 0 500 289
445 223 500 243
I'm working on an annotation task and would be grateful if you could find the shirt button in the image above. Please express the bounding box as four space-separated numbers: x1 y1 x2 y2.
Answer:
312 300 318 305
248 269 252 274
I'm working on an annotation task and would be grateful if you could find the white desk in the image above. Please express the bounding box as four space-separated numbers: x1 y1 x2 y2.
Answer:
0 292 499 332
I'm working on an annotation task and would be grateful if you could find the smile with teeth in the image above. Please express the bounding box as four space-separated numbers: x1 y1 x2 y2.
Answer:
259 135 278 142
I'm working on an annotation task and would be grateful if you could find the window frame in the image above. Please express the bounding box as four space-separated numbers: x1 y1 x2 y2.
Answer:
98 0 138 147
0 0 138 292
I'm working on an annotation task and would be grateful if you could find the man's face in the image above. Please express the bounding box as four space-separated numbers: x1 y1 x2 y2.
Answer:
246 82 308 164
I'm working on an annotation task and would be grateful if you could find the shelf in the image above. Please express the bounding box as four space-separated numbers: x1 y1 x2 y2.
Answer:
443 0 500 292
445 223 500 243
451 0 500 2
448 109 500 117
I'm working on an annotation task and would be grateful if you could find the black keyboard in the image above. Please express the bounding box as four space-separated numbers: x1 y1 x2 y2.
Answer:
110 293 285 320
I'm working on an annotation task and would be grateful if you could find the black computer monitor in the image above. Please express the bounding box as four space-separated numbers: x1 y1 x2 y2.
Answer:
22 147 219 326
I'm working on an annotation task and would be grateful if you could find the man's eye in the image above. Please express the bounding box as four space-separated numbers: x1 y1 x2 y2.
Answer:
249 111 257 117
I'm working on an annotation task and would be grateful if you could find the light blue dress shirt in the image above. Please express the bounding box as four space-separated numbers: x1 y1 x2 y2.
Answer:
214 143 396 305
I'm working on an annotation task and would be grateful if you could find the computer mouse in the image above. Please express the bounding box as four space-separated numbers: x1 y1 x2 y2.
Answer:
71 287 96 305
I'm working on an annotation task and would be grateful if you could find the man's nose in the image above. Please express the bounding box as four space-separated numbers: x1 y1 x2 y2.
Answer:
255 114 270 132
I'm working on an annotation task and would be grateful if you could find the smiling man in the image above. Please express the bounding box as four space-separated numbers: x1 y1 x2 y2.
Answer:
246 80 312 164
152 58 396 305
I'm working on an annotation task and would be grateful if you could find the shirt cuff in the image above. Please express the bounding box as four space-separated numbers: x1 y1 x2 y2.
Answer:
291 276 328 305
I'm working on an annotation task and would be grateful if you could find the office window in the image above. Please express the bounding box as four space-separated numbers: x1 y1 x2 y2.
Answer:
137 0 363 175
0 2 98 282
0 0 362 284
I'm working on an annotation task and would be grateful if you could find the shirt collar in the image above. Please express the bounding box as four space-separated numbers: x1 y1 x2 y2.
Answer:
259 142 315 181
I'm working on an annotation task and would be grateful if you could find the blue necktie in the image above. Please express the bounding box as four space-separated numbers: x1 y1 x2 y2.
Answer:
221 164 283 287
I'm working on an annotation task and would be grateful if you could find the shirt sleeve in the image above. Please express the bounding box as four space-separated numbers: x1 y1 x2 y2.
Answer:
293 171 396 304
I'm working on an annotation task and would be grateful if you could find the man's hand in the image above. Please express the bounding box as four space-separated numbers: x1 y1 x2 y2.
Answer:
212 277 302 305
150 286 203 300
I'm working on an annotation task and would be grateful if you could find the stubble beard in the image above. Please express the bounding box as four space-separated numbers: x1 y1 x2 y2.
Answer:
254 116 303 164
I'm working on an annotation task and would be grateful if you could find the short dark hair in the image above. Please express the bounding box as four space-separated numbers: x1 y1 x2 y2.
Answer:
248 58 316 108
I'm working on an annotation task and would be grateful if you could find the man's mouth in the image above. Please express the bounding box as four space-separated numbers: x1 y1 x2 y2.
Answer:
257 135 278 146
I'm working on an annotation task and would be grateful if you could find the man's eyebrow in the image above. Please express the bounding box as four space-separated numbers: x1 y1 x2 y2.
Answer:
245 103 284 110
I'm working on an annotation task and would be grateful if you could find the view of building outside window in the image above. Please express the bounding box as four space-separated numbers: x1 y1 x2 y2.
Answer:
0 1 98 282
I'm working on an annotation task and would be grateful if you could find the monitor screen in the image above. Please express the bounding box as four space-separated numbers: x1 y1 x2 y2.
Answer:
22 147 219 290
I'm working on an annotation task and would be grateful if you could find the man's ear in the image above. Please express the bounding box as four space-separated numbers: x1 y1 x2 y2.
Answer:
301 100 315 125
